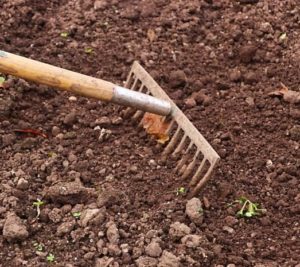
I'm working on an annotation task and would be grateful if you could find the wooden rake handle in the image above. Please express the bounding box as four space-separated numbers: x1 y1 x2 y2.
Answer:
0 50 171 116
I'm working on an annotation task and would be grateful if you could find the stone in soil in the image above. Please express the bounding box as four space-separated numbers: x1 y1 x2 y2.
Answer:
95 116 111 126
185 197 204 225
57 220 76 236
239 45 257 63
1 134 16 147
107 243 121 256
16 178 29 190
48 207 63 223
229 68 242 82
169 70 187 88
245 97 255 106
94 0 108 10
0 97 13 116
136 256 158 267
224 216 239 226
45 181 96 204
140 2 158 17
290 125 300 141
145 240 162 258
158 251 180 267
169 222 191 240
181 234 208 248
63 111 77 126
97 185 126 208
79 208 105 227
244 71 258 84
184 97 196 108
290 109 300 119
94 257 115 267
106 222 120 244
51 126 60 136
3 212 29 242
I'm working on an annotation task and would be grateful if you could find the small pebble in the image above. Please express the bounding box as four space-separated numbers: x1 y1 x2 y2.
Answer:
51 126 60 136
86 149 94 158
223 226 234 234
16 178 29 190
184 98 196 108
69 96 77 101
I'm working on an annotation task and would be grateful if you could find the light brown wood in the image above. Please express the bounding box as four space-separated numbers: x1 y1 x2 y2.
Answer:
0 50 114 101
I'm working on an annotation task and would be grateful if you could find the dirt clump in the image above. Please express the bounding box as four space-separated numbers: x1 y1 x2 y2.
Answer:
3 212 29 242
0 0 299 266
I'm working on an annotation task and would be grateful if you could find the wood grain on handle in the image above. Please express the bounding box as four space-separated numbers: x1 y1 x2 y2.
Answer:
0 50 114 101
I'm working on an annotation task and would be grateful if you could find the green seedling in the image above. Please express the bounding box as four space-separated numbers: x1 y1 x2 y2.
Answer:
60 32 69 38
46 253 55 263
279 32 287 41
48 151 57 158
33 199 45 218
72 211 81 219
33 242 43 252
84 47 93 54
0 76 5 84
234 196 266 218
175 187 186 196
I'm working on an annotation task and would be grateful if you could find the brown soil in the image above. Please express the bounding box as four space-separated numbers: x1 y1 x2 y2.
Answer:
0 0 299 267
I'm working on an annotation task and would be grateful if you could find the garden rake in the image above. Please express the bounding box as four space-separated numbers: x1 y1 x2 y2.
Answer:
0 50 220 197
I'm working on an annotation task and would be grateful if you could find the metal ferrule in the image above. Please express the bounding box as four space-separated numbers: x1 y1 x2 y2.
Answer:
112 86 172 116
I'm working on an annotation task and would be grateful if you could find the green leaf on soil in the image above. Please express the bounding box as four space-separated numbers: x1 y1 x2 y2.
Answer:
33 242 44 251
72 211 81 219
234 197 265 218
33 199 45 219
176 187 186 196
0 76 5 86
198 207 204 214
46 253 55 263
60 32 69 38
48 152 57 158
33 199 45 207
279 32 287 41
84 47 93 54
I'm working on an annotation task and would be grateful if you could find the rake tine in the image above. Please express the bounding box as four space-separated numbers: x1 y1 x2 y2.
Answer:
189 158 207 187
130 76 139 90
134 109 144 123
189 164 216 197
162 126 181 156
166 119 175 135
125 71 134 87
172 134 187 157
175 142 193 173
182 149 200 180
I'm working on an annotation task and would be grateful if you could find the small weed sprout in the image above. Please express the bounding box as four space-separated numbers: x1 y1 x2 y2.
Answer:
279 32 287 41
60 32 69 38
84 47 93 54
232 197 266 218
176 187 186 196
0 76 5 85
72 211 81 219
33 242 43 252
46 253 55 263
198 207 204 214
33 199 45 218
48 151 57 158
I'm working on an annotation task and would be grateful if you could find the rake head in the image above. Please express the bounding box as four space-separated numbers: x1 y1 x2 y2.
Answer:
123 62 220 197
